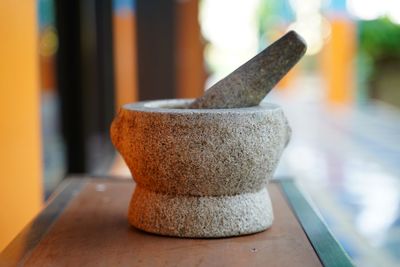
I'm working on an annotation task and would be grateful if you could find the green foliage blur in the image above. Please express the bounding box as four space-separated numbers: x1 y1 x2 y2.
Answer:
358 18 400 107
359 18 400 60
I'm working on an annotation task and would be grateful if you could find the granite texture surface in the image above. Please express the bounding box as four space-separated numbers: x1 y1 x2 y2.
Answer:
111 99 291 237
129 186 273 238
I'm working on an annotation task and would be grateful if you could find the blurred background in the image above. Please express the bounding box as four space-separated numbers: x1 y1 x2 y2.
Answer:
1 0 399 266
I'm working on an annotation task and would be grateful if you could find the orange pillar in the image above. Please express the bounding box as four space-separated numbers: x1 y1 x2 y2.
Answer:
320 18 356 105
113 8 138 108
0 0 43 250
175 0 205 98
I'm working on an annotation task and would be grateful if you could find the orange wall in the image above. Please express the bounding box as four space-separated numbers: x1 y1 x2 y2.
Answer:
0 0 43 251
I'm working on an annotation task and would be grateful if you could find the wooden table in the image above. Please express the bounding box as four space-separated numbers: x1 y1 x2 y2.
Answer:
0 177 352 267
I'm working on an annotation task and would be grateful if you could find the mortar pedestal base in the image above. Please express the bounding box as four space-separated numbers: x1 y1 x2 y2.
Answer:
128 186 273 238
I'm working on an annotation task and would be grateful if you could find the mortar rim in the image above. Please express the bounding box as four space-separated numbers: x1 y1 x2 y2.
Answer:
122 99 281 114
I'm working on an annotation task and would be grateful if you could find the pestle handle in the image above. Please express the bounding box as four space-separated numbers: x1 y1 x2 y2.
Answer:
189 30 307 109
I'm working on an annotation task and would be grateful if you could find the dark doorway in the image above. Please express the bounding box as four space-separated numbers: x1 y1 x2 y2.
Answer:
55 0 116 174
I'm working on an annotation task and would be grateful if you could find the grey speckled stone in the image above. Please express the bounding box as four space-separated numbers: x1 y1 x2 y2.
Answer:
110 99 291 237
189 31 306 109
129 187 272 237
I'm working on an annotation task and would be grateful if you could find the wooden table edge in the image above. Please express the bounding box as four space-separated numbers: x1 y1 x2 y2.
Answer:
0 177 86 266
0 176 353 267
278 179 354 267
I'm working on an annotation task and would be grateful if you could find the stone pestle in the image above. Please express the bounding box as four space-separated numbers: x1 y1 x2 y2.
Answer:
188 30 307 109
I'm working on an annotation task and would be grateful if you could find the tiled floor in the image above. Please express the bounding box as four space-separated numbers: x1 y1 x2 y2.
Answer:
272 79 400 267
109 80 400 266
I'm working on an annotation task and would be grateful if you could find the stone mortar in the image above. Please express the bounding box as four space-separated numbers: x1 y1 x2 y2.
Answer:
110 99 291 238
